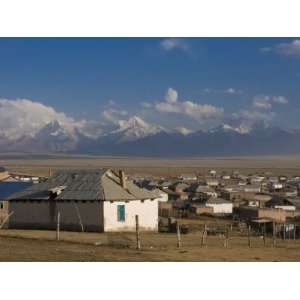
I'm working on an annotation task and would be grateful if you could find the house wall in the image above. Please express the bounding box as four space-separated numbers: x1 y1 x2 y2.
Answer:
190 205 213 215
0 200 9 227
8 200 104 232
157 192 168 202
274 205 295 211
0 171 9 181
206 203 233 214
159 202 173 217
258 208 286 223
103 199 159 232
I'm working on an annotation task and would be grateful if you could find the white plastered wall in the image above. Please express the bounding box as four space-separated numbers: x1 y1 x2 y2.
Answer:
103 198 160 232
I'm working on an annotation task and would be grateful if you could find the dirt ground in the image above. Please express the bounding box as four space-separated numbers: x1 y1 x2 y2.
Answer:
1 229 300 261
2 154 300 177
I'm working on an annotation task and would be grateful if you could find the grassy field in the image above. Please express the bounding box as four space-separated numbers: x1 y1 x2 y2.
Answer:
1 229 300 261
2 154 300 177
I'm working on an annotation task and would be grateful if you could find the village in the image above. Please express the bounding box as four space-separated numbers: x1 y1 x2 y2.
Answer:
1 164 300 261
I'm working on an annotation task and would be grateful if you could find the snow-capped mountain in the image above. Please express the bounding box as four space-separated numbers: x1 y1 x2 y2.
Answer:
103 116 166 143
2 116 300 156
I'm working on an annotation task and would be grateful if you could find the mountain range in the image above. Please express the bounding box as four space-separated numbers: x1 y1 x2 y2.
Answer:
1 116 300 157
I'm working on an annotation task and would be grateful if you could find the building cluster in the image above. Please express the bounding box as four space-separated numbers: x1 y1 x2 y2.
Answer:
135 169 300 228
2 165 300 234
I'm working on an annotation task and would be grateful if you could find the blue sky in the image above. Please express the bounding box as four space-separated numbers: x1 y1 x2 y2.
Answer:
0 37 299 133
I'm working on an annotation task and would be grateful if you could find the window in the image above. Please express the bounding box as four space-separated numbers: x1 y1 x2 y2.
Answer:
0 201 3 209
117 205 125 222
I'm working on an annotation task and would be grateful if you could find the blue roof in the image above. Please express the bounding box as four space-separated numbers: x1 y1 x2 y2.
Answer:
0 182 32 199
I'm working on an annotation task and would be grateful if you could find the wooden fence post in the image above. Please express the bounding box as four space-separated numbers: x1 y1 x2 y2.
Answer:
224 226 229 248
0 211 14 229
263 223 266 247
135 215 141 250
56 211 60 241
201 223 207 247
273 221 276 248
248 225 251 248
294 225 296 240
73 202 84 232
176 222 181 248
283 224 286 241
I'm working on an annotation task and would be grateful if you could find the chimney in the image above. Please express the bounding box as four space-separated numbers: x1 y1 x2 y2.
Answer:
119 170 126 189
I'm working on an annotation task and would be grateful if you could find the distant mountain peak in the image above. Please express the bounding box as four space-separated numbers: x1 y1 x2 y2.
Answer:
112 116 165 142
175 127 194 135
209 123 251 134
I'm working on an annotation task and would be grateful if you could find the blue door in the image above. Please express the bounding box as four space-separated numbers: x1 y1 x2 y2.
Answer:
117 205 125 222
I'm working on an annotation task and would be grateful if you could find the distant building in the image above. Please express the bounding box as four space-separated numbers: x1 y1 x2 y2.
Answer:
205 197 233 214
0 166 9 181
246 193 271 208
170 182 190 193
266 196 296 211
205 178 219 187
185 183 218 198
209 170 217 177
236 206 286 223
179 174 197 181
243 184 261 193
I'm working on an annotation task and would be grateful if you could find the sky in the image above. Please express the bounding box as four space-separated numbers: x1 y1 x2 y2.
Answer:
0 37 300 138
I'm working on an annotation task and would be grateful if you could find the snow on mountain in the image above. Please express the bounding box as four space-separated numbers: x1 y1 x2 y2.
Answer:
174 127 194 135
209 123 251 134
109 116 166 143
2 114 300 156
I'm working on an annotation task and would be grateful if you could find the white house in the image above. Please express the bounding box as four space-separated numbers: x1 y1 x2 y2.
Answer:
209 170 217 177
205 197 233 214
6 169 165 232
206 178 219 187
270 182 283 190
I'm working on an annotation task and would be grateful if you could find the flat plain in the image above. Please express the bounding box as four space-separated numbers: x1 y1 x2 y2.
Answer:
2 154 300 177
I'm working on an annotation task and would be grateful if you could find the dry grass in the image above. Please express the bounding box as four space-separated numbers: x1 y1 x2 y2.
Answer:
1 229 300 261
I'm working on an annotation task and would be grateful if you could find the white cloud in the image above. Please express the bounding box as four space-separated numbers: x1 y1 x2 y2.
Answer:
154 88 224 123
261 40 300 57
165 87 178 103
102 108 128 125
141 102 152 108
204 87 243 95
272 95 288 104
253 95 288 109
253 95 272 109
0 98 106 141
230 109 276 132
0 98 79 140
160 38 189 52
225 88 243 95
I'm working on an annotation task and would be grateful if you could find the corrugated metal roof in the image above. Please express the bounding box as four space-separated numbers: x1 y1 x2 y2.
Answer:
7 169 159 202
0 182 32 199
206 197 231 204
